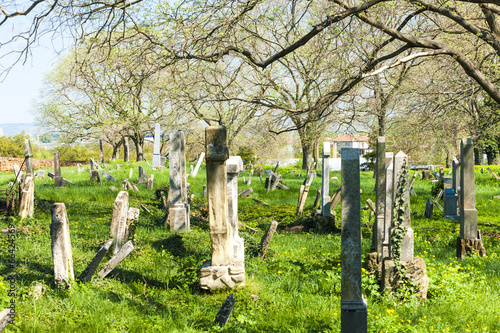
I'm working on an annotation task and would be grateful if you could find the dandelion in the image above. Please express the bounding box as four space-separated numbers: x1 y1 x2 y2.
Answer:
278 271 281 274
386 309 394 314
375 316 379 319
334 313 337 316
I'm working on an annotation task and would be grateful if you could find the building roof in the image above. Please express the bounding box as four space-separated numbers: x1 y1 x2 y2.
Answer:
333 134 370 142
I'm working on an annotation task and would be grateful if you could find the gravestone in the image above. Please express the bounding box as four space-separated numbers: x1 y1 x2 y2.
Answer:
138 166 148 184
203 185 207 197
200 126 245 291
50 203 74 285
322 142 331 217
168 130 190 231
424 198 433 218
12 164 22 185
340 148 367 333
37 170 45 178
18 176 34 219
102 171 117 182
109 191 129 254
226 156 245 271
372 137 386 259
443 176 459 220
393 151 413 261
98 241 135 278
152 123 162 167
382 152 394 260
24 139 34 175
192 152 205 177
53 151 64 188
457 138 486 258
82 239 113 283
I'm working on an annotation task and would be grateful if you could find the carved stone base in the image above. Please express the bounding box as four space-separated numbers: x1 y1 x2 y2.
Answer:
200 259 245 291
456 235 487 259
382 257 429 299
364 252 379 275
315 215 337 232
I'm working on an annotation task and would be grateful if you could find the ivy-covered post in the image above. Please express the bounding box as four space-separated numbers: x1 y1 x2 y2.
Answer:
382 152 394 260
372 136 386 258
392 151 413 261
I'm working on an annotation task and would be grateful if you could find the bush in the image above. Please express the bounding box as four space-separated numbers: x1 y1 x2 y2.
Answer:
0 132 29 157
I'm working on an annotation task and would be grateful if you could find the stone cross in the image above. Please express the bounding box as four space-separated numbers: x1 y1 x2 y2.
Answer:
322 142 331 216
53 151 63 188
24 139 34 175
340 148 367 333
227 156 245 261
393 151 413 261
152 123 162 167
460 138 478 239
382 152 394 260
168 130 190 231
50 203 74 285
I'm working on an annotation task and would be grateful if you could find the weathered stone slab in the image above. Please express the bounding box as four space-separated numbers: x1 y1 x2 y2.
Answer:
50 203 74 285
109 191 129 254
18 176 34 219
97 240 135 278
340 148 367 333
214 293 236 327
82 239 113 283
322 142 331 216
260 221 278 259
169 130 190 231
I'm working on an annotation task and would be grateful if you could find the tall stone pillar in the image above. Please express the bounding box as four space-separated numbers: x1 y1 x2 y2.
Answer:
152 123 162 167
340 148 367 333
373 137 386 257
54 151 63 188
227 156 245 264
393 151 413 261
457 138 486 258
322 142 331 216
382 152 394 260
200 126 245 291
168 130 190 231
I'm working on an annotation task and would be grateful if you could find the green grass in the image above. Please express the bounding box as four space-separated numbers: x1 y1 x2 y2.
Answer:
0 161 499 332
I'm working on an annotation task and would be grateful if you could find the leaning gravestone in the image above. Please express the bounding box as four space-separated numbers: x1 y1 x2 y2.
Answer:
109 191 129 254
24 139 34 175
340 148 367 333
457 138 486 258
191 152 205 177
200 126 245 291
138 166 148 184
168 130 190 231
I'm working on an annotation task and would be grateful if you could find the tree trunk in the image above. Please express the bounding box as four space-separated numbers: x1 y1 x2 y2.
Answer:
112 140 122 160
474 147 482 165
312 139 319 170
301 141 313 170
123 136 130 162
132 133 144 161
378 113 386 136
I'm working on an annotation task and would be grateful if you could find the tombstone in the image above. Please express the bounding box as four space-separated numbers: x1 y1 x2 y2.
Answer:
192 152 205 177
53 151 64 188
24 139 34 175
168 130 190 231
138 166 149 184
12 164 22 184
452 158 460 193
322 142 331 217
393 151 413 261
457 138 486 258
147 174 154 189
109 191 130 254
102 171 117 182
372 137 386 258
90 158 95 170
91 170 102 185
152 123 162 167
50 203 74 285
203 185 207 197
382 152 394 260
340 148 367 333
98 241 135 278
226 156 245 265
82 239 113 283
332 142 338 159
424 198 434 218
200 126 245 291
18 176 34 219
37 170 46 178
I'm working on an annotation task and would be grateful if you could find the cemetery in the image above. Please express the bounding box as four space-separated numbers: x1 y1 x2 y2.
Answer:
0 133 498 332
2 1 500 331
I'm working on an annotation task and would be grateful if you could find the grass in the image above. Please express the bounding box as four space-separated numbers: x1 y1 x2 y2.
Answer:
0 161 499 332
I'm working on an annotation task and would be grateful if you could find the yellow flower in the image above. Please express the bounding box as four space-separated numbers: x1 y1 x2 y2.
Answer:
334 313 337 316
386 309 394 314
375 316 379 319
278 271 281 274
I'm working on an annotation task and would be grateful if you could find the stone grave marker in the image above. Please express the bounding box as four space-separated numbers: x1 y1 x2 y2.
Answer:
50 203 74 285
98 241 135 278
200 126 245 291
168 130 190 231
340 148 367 333
24 139 34 175
322 142 331 217
54 151 64 188
138 166 148 184
227 156 245 266
109 191 129 254
457 138 486 258
152 123 162 167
